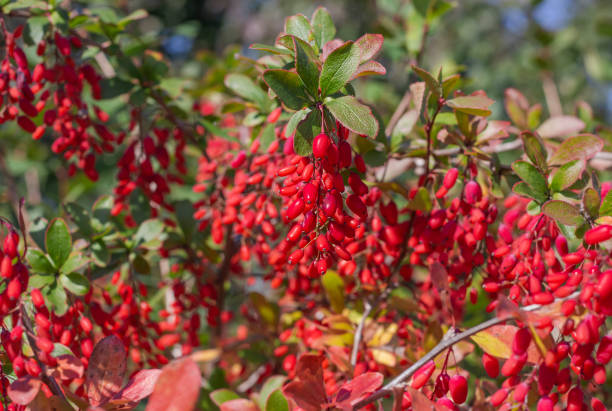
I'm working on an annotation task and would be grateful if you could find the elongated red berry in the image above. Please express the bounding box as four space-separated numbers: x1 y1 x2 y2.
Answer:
443 168 459 189
449 375 468 404
313 133 331 158
482 353 499 378
411 360 435 389
584 225 612 245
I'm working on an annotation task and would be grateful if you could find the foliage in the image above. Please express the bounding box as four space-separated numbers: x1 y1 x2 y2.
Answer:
0 1 611 411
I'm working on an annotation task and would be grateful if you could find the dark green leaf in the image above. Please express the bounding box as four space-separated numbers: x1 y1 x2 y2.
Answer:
266 390 289 411
319 41 360 97
548 134 604 166
311 7 335 49
325 96 378 137
321 271 344 313
25 16 49 45
263 69 311 110
542 200 584 226
550 160 585 192
64 203 94 237
60 273 90 296
134 219 165 248
99 78 134 99
285 108 311 138
511 161 549 198
293 37 320 98
411 65 442 99
224 74 272 112
520 131 547 172
45 218 72 269
27 249 55 274
583 187 600 220
91 196 113 232
284 14 312 42
446 95 494 116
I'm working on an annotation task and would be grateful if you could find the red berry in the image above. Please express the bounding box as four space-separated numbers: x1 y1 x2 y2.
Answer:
449 375 468 404
313 133 331 158
443 168 459 189
482 353 499 378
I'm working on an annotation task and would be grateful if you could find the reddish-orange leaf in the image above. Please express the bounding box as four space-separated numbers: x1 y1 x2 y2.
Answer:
145 357 201 411
7 375 42 405
220 399 259 411
85 335 127 406
334 372 384 410
52 354 85 380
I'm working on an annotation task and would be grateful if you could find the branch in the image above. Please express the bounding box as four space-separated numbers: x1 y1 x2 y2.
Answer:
215 224 237 340
352 292 580 410
350 301 372 368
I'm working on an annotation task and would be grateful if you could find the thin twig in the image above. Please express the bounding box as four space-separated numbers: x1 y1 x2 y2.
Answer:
350 301 372 368
352 291 580 410
215 224 237 340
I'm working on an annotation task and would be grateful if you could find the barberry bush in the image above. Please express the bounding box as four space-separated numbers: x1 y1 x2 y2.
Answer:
0 1 611 410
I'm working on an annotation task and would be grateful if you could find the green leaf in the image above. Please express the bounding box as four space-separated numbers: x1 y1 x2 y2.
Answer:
27 249 55 274
542 200 584 226
91 195 113 232
29 274 55 289
325 96 378 137
446 95 495 116
64 203 94 237
527 104 543 129
294 109 321 156
45 218 72 269
60 253 88 274
411 65 442 99
406 187 432 212
354 33 384 64
25 16 49 45
548 134 604 166
504 88 528 128
285 108 311 138
284 14 312 43
60 273 90 296
526 200 541 215
583 187 600 220
200 119 238 143
293 37 320 98
512 182 547 203
210 389 240 407
134 219 165 248
311 7 336 49
266 390 289 411
263 69 311 110
511 161 549 198
321 271 344 313
550 160 585 192
249 43 292 55
249 292 279 327
224 74 272 112
599 189 612 217
520 131 547 172
319 41 360 97
45 282 68 316
258 376 286 410
259 123 277 152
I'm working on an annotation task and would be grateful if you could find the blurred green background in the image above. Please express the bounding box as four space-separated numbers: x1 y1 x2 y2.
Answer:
2 0 612 220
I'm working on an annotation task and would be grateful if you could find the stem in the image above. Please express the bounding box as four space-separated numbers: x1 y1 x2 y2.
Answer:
424 100 443 177
350 301 372 368
352 291 580 410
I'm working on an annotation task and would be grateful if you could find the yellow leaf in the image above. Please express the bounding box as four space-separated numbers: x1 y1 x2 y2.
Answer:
371 348 397 367
367 323 398 347
470 328 512 359
191 349 221 363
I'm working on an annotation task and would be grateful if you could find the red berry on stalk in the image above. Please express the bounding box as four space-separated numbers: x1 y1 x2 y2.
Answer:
449 375 468 404
313 133 331 158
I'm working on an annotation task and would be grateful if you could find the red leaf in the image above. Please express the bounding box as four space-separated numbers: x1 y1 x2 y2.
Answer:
220 399 259 411
85 335 127 406
334 372 384 410
7 375 42 405
113 369 162 403
145 357 201 411
350 61 386 80
51 354 85 380
549 134 604 166
354 33 384 63
282 354 327 411
406 387 447 411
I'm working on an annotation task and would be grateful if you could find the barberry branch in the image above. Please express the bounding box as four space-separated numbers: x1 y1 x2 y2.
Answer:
350 301 372 368
352 292 580 410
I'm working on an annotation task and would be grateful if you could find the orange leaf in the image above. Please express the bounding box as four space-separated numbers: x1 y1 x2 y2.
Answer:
85 335 127 406
145 357 201 411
